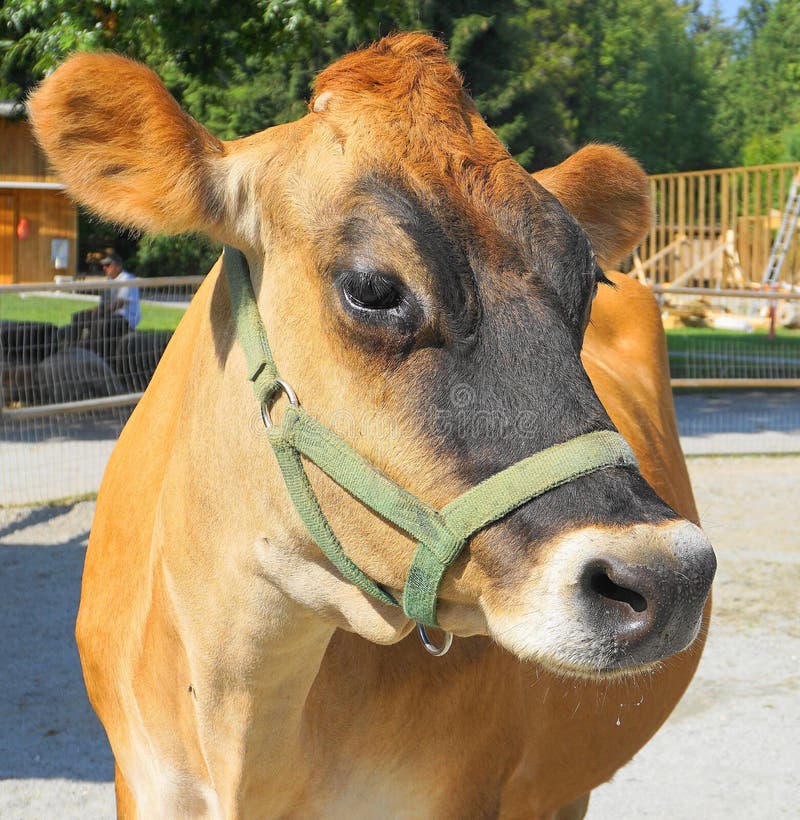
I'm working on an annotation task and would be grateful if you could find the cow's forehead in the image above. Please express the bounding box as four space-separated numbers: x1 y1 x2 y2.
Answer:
310 33 511 179
312 32 470 130
305 34 593 271
331 167 592 272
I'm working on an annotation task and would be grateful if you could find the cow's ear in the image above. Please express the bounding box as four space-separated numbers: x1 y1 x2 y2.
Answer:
533 145 651 270
28 53 239 241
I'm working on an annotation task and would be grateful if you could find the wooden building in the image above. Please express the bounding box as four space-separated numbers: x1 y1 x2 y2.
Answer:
1 102 78 284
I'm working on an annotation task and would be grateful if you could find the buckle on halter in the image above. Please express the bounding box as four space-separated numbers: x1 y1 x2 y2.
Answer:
260 378 300 429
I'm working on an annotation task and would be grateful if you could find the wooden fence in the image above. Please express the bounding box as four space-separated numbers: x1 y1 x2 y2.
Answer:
636 162 800 287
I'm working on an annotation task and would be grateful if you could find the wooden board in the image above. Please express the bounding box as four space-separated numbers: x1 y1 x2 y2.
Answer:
0 192 15 285
16 189 77 282
0 119 58 182
639 162 800 288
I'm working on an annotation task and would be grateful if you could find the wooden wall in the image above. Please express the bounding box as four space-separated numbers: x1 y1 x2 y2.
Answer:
0 192 13 285
0 118 58 182
0 117 78 282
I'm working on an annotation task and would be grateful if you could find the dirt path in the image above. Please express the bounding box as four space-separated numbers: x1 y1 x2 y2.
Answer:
1 456 798 818
591 456 800 818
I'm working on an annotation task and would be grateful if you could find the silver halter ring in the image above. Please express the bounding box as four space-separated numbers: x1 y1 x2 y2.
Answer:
261 378 300 428
417 623 454 657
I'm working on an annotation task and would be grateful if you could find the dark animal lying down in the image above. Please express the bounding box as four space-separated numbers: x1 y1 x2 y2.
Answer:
0 319 172 405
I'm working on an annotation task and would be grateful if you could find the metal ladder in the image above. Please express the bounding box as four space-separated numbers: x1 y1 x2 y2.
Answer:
762 174 800 285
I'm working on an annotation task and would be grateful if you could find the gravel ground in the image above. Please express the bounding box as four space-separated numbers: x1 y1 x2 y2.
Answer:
1 456 798 818
591 455 800 818
0 501 114 817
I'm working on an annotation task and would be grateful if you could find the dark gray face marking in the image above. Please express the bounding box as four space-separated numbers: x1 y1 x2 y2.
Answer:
326 174 482 350
323 169 679 565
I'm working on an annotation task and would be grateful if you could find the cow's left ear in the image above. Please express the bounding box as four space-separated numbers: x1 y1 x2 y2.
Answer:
533 145 651 269
28 53 229 238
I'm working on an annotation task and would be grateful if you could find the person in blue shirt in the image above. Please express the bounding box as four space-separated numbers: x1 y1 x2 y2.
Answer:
97 252 141 331
62 251 141 357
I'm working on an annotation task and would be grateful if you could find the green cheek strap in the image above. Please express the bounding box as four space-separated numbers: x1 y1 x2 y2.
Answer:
224 246 638 632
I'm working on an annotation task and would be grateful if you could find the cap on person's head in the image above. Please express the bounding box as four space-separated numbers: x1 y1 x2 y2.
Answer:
100 252 123 267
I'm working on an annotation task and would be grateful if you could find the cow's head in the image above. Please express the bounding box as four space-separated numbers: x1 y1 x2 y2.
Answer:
30 33 714 677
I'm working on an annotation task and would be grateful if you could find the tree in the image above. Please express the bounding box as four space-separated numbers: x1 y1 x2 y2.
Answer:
7 0 791 275
1 1 426 273
725 0 800 165
569 0 723 173
1 0 585 165
414 1 584 168
0 2 418 107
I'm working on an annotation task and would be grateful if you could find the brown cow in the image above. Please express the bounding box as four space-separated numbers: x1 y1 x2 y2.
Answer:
30 34 715 818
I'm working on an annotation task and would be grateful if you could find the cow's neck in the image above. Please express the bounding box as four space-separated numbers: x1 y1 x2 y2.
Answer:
153 445 338 812
142 269 343 812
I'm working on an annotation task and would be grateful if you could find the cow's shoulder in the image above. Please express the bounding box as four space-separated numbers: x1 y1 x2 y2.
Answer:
587 271 664 357
79 260 224 659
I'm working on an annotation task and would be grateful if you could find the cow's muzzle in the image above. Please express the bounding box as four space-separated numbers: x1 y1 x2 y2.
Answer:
483 520 716 676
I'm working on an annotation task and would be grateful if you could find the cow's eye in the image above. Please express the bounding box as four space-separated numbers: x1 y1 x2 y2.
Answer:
339 270 404 311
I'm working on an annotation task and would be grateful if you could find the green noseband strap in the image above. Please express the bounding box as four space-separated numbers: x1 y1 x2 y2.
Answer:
223 246 639 628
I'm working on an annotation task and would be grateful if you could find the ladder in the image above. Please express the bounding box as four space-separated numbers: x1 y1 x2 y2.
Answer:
762 174 800 285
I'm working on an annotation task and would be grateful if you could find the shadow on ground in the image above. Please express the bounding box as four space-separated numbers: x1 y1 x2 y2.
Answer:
674 389 800 435
0 504 113 782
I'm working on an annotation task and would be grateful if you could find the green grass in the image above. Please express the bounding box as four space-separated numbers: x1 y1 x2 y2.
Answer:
665 327 800 379
0 293 186 332
138 304 186 331
666 327 800 358
665 326 800 341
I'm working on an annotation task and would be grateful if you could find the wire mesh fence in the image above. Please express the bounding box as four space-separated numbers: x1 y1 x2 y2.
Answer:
1 276 202 505
0 408 130 506
655 286 800 387
669 338 800 382
2 278 799 505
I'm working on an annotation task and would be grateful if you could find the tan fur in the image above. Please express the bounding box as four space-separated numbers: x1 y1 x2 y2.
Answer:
30 34 711 818
28 53 224 236
534 145 652 269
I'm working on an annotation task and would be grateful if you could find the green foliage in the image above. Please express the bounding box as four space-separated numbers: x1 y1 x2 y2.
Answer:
128 234 222 278
716 0 800 166
742 123 800 166
570 0 723 173
1 0 727 172
77 210 139 273
3 0 800 274
425 2 584 168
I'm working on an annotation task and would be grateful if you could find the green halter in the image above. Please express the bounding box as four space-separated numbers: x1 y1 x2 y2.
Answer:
224 246 638 641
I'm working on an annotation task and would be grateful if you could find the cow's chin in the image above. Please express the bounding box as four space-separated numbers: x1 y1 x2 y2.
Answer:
485 620 701 681
521 656 666 683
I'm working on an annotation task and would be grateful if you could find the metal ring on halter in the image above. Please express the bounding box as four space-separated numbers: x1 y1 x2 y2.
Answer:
261 378 300 428
417 623 453 657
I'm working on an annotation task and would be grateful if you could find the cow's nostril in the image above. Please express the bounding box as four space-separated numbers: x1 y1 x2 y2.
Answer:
561 525 715 669
589 570 648 613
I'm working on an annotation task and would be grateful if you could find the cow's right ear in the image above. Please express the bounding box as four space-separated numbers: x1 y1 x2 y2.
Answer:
532 145 651 270
28 53 246 242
